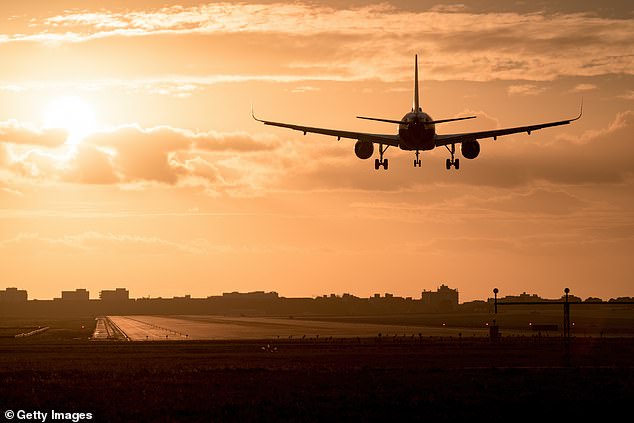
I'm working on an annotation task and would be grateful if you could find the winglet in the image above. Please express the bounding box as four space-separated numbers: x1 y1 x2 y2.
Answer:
251 103 262 122
578 97 584 120
570 98 583 122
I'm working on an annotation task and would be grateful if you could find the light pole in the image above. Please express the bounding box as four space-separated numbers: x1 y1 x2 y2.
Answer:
563 287 571 340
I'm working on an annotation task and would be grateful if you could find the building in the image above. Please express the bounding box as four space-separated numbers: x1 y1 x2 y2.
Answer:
221 291 279 301
100 288 130 301
60 288 89 301
421 284 459 311
0 287 28 302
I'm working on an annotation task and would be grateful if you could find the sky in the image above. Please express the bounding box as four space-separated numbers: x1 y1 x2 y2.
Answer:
0 1 632 302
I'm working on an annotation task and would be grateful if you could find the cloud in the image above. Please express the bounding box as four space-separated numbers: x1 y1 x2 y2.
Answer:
2 4 631 82
0 84 25 93
192 131 278 152
290 86 321 93
461 110 634 187
0 120 67 147
468 188 588 215
571 83 597 92
62 144 119 184
429 4 467 13
618 90 634 100
456 109 501 130
0 121 281 192
77 125 279 185
0 232 211 255
2 109 633 194
0 186 23 197
507 84 546 96
347 185 597 229
87 125 189 184
420 231 634 257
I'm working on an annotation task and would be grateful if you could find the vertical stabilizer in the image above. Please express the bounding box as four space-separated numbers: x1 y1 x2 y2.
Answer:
413 54 420 112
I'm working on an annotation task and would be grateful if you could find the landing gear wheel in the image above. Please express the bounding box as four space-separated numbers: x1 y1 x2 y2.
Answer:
374 144 390 170
375 158 388 170
444 143 460 170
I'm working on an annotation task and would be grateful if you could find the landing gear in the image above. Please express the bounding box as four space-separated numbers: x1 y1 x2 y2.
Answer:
444 143 460 170
374 144 390 170
413 150 421 167
445 158 460 170
375 158 389 170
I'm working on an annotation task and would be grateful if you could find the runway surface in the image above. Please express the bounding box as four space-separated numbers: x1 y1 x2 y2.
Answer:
105 315 489 341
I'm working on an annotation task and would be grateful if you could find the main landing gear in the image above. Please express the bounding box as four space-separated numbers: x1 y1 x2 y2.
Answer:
374 144 390 170
444 143 460 170
413 150 422 167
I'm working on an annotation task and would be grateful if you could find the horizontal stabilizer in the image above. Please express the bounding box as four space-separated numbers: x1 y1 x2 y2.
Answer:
356 116 408 125
356 115 477 125
428 116 477 125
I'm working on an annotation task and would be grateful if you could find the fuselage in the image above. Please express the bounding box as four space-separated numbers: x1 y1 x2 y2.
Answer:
397 110 436 151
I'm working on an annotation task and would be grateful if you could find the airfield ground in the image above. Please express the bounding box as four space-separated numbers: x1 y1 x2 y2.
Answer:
0 313 632 421
103 314 491 341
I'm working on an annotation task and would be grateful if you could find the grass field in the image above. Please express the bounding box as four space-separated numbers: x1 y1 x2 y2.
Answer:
0 314 632 421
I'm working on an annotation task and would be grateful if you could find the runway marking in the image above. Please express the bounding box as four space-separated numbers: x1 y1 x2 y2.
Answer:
92 316 130 340
107 315 490 341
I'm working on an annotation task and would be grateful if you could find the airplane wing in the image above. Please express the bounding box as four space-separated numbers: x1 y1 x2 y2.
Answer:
252 112 400 147
434 103 583 147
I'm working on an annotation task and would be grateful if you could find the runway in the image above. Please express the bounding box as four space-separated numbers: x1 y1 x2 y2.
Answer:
104 315 489 341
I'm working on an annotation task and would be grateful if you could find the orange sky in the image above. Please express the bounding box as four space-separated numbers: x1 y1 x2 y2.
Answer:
1 1 633 302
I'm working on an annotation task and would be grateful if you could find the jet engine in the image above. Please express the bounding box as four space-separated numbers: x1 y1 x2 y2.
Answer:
461 140 480 159
354 140 374 160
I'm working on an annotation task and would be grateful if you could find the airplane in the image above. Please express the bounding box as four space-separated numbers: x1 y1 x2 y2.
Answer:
252 55 582 170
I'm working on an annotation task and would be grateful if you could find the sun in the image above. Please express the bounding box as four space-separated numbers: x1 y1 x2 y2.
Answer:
43 96 97 145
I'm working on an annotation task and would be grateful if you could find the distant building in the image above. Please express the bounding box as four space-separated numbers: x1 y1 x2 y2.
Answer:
100 288 129 301
422 284 459 311
222 291 279 300
174 294 191 300
0 287 28 302
61 288 89 301
559 294 582 302
501 292 543 303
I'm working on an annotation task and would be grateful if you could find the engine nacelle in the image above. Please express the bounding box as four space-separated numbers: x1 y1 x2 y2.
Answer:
354 140 374 160
461 140 480 160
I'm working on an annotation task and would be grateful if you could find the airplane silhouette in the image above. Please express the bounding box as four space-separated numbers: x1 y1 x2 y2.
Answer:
253 55 582 170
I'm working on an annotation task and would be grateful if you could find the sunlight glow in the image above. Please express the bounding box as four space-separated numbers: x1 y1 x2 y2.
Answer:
43 96 97 145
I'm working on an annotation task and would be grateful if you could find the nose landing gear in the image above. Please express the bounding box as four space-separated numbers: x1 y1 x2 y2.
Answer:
413 150 422 167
